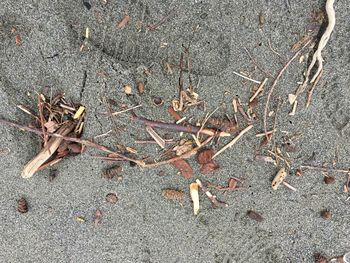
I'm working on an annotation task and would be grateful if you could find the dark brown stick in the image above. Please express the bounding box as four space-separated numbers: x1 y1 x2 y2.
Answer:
131 113 230 137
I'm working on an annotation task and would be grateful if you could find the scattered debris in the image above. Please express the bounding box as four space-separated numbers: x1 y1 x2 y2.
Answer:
295 169 303 177
105 193 118 204
196 179 228 208
162 189 186 200
17 197 28 213
145 126 165 148
190 182 200 215
247 210 264 222
137 81 145 94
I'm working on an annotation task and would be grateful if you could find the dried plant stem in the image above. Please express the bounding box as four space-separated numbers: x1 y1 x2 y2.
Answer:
213 125 253 159
263 40 311 136
301 165 349 174
109 105 142 116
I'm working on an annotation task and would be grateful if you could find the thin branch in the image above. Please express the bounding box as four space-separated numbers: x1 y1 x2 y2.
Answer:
263 40 311 137
131 112 230 137
213 125 253 159
249 78 268 102
233 71 261 84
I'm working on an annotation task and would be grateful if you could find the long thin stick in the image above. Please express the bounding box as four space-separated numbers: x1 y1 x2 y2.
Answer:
250 78 268 102
131 113 230 137
306 69 323 108
301 165 349 174
213 125 253 159
263 40 311 136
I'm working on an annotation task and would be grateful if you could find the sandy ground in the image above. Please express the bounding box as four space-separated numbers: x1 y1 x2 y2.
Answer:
1 0 350 262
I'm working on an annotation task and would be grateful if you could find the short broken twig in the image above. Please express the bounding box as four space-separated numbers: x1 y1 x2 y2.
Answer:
301 165 349 174
233 71 261 84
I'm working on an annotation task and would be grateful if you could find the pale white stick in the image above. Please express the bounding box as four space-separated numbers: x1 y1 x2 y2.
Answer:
212 125 253 159
250 78 268 102
233 71 261 84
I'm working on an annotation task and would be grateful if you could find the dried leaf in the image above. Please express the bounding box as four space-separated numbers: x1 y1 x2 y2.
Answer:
117 15 130 29
170 159 193 178
162 189 186 200
197 149 220 174
247 210 264 222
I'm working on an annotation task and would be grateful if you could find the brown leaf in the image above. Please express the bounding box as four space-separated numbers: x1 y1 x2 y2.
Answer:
94 209 102 226
197 149 219 174
162 189 186 200
247 210 264 222
170 159 193 178
117 15 130 29
167 106 182 121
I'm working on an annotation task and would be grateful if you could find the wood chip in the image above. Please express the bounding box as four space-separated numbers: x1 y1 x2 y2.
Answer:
272 168 287 190
170 159 193 178
190 182 199 215
117 15 130 29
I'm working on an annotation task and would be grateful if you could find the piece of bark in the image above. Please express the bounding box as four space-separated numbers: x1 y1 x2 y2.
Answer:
170 159 193 178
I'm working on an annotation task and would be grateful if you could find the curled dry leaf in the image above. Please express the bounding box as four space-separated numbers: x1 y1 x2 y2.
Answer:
117 14 130 29
197 149 219 174
17 197 28 213
162 189 186 200
247 210 264 222
170 159 193 178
